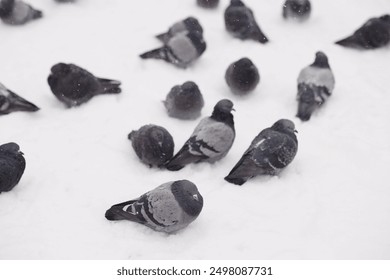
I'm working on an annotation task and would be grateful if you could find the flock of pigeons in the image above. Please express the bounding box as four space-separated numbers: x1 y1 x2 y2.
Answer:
1 0 390 234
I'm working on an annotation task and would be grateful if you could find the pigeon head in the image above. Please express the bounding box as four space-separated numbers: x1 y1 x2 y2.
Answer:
50 63 72 77
225 57 260 94
213 99 234 114
171 180 203 217
175 81 203 108
211 99 235 126
271 119 297 134
0 0 14 17
230 0 245 7
183 17 203 34
311 51 330 68
0 142 20 154
380 14 390 24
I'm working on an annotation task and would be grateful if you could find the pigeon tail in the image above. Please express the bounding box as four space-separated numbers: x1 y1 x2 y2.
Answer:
165 149 203 171
105 200 140 222
98 78 122 94
252 27 269 43
32 9 43 19
140 47 170 62
8 90 40 112
335 35 359 48
155 32 170 43
128 130 136 140
224 175 247 186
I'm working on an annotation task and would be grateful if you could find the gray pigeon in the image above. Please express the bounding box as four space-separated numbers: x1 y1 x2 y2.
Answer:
335 14 390 49
296 51 335 121
224 0 268 43
155 17 203 44
48 63 121 107
0 142 26 193
128 124 174 168
225 57 260 95
166 99 235 171
283 0 311 21
105 180 203 233
0 0 42 25
140 31 207 68
225 119 298 185
197 0 219 9
164 81 204 120
0 83 39 115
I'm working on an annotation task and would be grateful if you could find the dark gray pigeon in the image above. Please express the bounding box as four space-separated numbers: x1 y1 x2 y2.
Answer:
164 81 204 120
0 142 25 193
335 14 390 49
140 31 207 68
0 83 39 115
283 0 311 21
0 0 42 25
197 0 219 9
155 17 203 44
128 124 174 168
225 119 298 185
105 180 203 233
296 51 335 121
224 0 268 43
225 57 260 95
48 63 121 107
166 99 235 171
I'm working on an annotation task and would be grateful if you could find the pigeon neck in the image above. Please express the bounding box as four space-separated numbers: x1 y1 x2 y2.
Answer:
211 110 234 129
311 58 330 69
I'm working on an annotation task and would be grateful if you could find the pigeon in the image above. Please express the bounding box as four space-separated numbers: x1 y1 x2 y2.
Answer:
335 14 390 49
225 119 298 186
54 0 76 3
166 99 235 171
105 180 203 233
197 0 219 9
296 51 335 121
128 124 174 168
140 31 206 68
0 0 42 25
164 81 204 120
0 142 26 193
225 57 260 95
48 63 121 107
282 0 311 21
224 0 268 43
155 17 203 44
0 83 39 115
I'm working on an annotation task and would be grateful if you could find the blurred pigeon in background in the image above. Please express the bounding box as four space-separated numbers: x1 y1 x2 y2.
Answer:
155 17 203 44
105 180 203 233
282 0 311 21
296 51 335 121
0 143 26 193
128 124 174 168
225 119 298 186
197 0 219 9
0 0 42 25
54 0 76 3
48 63 121 107
166 99 235 171
0 83 39 115
225 57 260 95
164 81 204 120
335 14 390 49
224 0 268 43
140 31 206 68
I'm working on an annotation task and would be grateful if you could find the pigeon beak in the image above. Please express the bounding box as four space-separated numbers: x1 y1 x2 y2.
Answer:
193 194 199 201
294 129 298 133
232 108 236 112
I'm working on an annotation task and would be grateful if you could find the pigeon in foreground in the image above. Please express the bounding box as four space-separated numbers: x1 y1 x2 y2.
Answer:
335 14 390 49
0 142 26 193
164 81 204 120
225 119 298 186
0 0 42 25
225 57 260 95
105 180 203 233
296 51 335 121
48 63 121 107
0 83 39 115
197 0 219 9
155 17 203 44
282 0 311 21
128 124 174 168
140 31 206 68
166 99 235 171
224 0 268 43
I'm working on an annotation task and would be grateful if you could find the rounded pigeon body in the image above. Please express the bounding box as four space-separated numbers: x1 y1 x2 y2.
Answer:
105 180 204 233
128 124 174 168
197 0 219 9
296 51 335 121
47 63 121 107
166 99 235 171
224 0 268 43
156 17 203 44
225 119 298 185
0 83 39 115
0 142 26 193
0 0 42 25
335 14 390 49
164 81 204 120
225 57 260 95
282 0 311 21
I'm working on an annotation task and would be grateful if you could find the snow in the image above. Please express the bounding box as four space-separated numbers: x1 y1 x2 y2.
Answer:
1 0 390 259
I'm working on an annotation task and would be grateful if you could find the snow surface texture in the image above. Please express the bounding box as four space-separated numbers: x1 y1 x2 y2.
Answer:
1 0 390 259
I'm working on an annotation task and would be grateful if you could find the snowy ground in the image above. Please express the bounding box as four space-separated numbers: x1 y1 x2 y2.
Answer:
1 0 390 259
